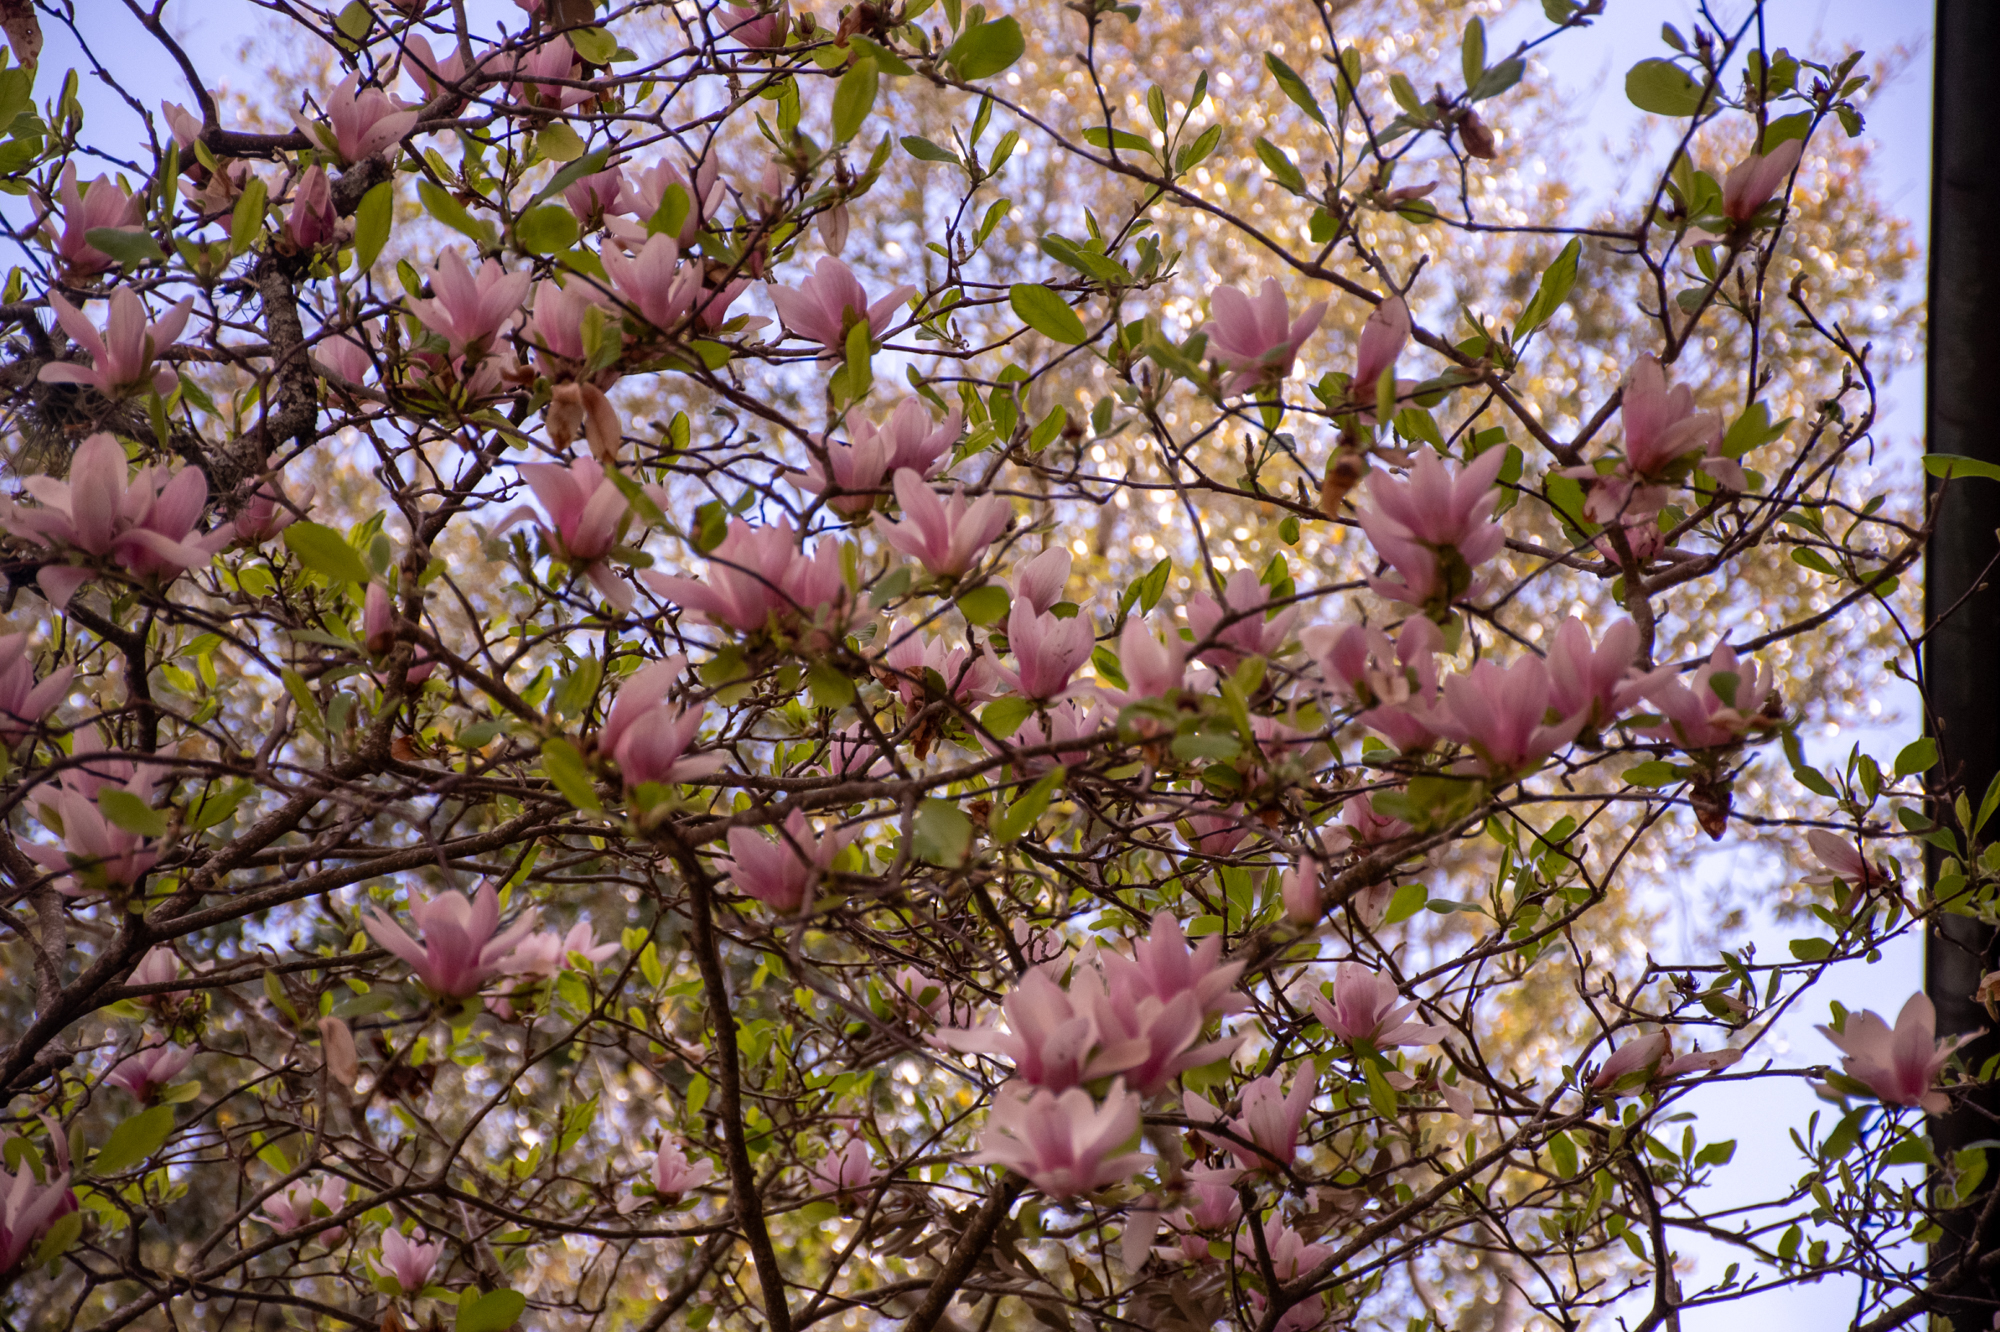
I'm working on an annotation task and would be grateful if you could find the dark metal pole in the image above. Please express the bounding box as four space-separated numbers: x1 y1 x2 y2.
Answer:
1928 0 2000 1320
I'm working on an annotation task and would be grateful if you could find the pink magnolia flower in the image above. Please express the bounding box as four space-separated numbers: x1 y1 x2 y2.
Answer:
362 581 395 654
403 33 490 100
563 163 632 228
1111 615 1191 702
936 967 1135 1090
611 156 725 247
1322 792 1414 860
231 476 313 546
39 287 192 400
1722 137 1804 223
716 809 854 914
882 619 1003 708
1545 616 1671 733
1204 278 1328 395
1432 655 1588 780
131 946 183 999
1075 970 1240 1096
1618 357 1726 482
0 1129 75 1273
43 163 145 275
0 633 70 744
496 457 634 611
1000 699 1109 774
1304 619 1443 753
377 1228 442 1295
499 921 617 980
878 469 1010 577
602 233 699 331
1105 911 1247 1020
1803 829 1887 891
1241 1219 1333 1332
1354 446 1507 614
362 881 541 999
313 329 374 386
408 250 532 358
988 601 1095 700
1310 963 1446 1048
529 277 617 366
1280 847 1328 926
295 74 419 164
105 1043 193 1100
1185 1069 1315 1172
1820 992 1969 1115
1637 642 1779 751
510 36 594 109
895 968 972 1026
651 1139 717 1198
795 400 962 514
1009 549 1073 616
722 0 790 48
286 164 336 250
1589 1031 1742 1094
1185 568 1298 669
643 518 849 635
1181 1164 1243 1233
811 1137 878 1201
971 1082 1151 1199
767 257 915 352
1353 295 1413 405
23 754 163 895
593 656 725 789
261 1177 348 1243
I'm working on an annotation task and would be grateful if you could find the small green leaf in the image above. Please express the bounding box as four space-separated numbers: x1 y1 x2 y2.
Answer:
283 521 373 586
1381 882 1427 926
958 584 1011 625
1624 760 1682 788
981 696 1033 739
1924 453 2000 483
457 1288 528 1332
1788 937 1834 962
1894 737 1938 779
1460 16 1486 90
1253 136 1304 192
416 179 488 244
352 182 392 271
98 788 167 839
92 1106 176 1175
913 797 974 867
1264 53 1326 126
536 122 588 162
541 737 603 812
84 227 165 267
993 767 1064 842
1625 58 1709 117
832 57 879 143
335 0 373 41
516 204 581 255
901 135 960 164
1514 237 1580 340
1547 1130 1578 1177
1470 57 1524 102
570 25 618 66
947 16 1026 80
1008 283 1088 345
806 658 857 709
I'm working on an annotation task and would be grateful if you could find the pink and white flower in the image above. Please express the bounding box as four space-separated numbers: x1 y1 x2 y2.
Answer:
767 257 915 353
362 881 541 999
38 287 192 400
1819 992 1968 1115
1204 279 1328 395
971 1082 1151 1198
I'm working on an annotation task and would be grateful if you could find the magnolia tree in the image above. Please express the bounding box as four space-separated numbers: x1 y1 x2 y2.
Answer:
0 0 1953 1328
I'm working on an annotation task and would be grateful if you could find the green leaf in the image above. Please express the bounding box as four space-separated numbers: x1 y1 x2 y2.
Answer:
981 696 1033 739
1625 58 1709 116
1461 16 1486 90
1624 760 1682 788
1381 882 1427 926
229 176 269 256
570 25 618 65
1470 57 1524 102
528 148 614 208
947 17 1026 80
98 788 167 839
913 797 974 867
30 1208 81 1267
846 34 913 75
416 179 489 244
1924 453 2000 483
1788 937 1834 962
536 122 588 162
84 227 164 267
1175 123 1222 173
993 767 1064 842
516 204 580 255
1253 136 1304 192
541 737 603 812
806 658 857 709
1008 283 1088 345
1514 237 1580 340
457 1288 528 1332
335 0 373 41
189 781 251 832
1894 737 1938 778
93 1106 175 1175
832 57 878 143
353 182 392 271
1081 125 1155 156
1547 1130 1578 1178
901 134 960 164
283 521 373 585
1265 53 1326 126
